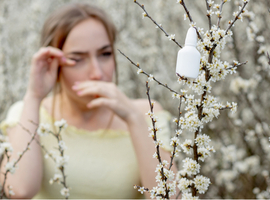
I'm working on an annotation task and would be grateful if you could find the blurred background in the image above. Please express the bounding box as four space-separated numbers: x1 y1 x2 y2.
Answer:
0 0 269 198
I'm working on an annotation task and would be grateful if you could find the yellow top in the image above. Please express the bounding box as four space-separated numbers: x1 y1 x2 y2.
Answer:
0 101 173 199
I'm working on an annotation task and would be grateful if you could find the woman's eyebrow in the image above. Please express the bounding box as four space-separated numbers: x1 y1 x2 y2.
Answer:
98 44 112 51
65 51 88 56
65 45 112 56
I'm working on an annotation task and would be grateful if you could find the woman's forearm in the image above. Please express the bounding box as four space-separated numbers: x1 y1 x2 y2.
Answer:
127 113 178 199
0 93 43 198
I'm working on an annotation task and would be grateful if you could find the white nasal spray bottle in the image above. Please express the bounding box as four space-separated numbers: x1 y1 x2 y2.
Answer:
176 27 201 79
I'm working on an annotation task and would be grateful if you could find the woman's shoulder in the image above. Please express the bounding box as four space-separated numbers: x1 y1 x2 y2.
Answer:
4 101 24 122
1 97 52 125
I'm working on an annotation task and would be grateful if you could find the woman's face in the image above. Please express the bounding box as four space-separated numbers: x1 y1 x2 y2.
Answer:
60 18 115 103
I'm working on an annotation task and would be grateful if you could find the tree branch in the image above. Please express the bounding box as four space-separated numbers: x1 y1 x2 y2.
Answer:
179 0 203 41
225 1 249 35
134 0 183 48
118 49 183 96
205 0 212 31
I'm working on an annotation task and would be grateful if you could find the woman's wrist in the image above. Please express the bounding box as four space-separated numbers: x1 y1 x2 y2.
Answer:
126 111 146 128
24 91 43 106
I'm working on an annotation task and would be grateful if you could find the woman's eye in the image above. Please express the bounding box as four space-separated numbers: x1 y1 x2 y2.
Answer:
69 58 83 63
101 52 112 57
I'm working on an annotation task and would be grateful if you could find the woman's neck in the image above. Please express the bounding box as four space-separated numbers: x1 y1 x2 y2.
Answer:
58 91 107 123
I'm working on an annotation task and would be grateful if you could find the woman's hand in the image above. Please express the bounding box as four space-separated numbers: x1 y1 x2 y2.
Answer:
26 47 75 102
72 81 141 124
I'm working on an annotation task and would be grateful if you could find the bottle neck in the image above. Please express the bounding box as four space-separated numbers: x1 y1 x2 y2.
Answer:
185 43 197 47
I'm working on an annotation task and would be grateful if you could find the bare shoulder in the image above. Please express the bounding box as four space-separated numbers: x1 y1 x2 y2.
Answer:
132 98 163 114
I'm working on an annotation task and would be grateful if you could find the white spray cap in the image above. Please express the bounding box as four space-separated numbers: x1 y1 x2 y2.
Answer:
185 27 197 47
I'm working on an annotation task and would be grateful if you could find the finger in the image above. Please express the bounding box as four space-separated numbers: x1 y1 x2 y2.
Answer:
72 81 97 90
45 47 73 66
75 83 115 99
46 47 64 58
49 57 59 75
39 47 64 60
32 47 63 66
76 87 111 98
59 57 76 67
39 47 75 67
72 81 112 91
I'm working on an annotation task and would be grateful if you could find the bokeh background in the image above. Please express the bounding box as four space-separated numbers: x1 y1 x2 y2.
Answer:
0 0 270 198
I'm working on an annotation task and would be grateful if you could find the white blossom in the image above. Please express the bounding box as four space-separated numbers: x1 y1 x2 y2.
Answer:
154 139 164 148
153 152 158 159
230 77 258 94
198 147 211 162
256 35 265 43
56 155 69 168
175 129 182 136
168 181 177 196
142 12 147 19
181 192 199 200
8 186 15 196
231 102 237 114
137 69 143 74
181 139 193 154
168 34 175 40
207 0 214 7
54 119 68 130
5 161 16 174
49 174 62 185
164 168 175 181
182 158 200 176
195 134 211 147
207 9 214 16
59 140 67 150
193 175 211 194
138 186 145 194
0 142 13 154
178 177 192 193
253 187 260 194
37 123 50 136
60 187 70 197
148 74 154 81
170 136 180 147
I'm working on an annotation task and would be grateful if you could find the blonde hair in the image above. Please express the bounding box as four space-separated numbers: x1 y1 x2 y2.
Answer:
40 3 117 126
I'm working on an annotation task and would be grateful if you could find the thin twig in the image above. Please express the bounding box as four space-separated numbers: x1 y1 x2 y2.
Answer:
55 127 69 200
226 61 248 70
169 98 182 170
217 0 226 28
267 52 270 65
118 49 183 97
225 2 249 35
176 190 181 199
0 151 10 199
179 0 203 41
146 82 162 165
145 81 169 199
134 0 182 48
209 1 249 64
20 123 69 199
205 0 212 31
0 127 38 199
19 123 56 162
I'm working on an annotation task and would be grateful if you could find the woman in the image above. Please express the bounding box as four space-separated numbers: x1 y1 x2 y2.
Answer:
0 3 176 199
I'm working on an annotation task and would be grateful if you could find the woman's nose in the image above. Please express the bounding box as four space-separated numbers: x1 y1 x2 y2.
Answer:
88 57 103 80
